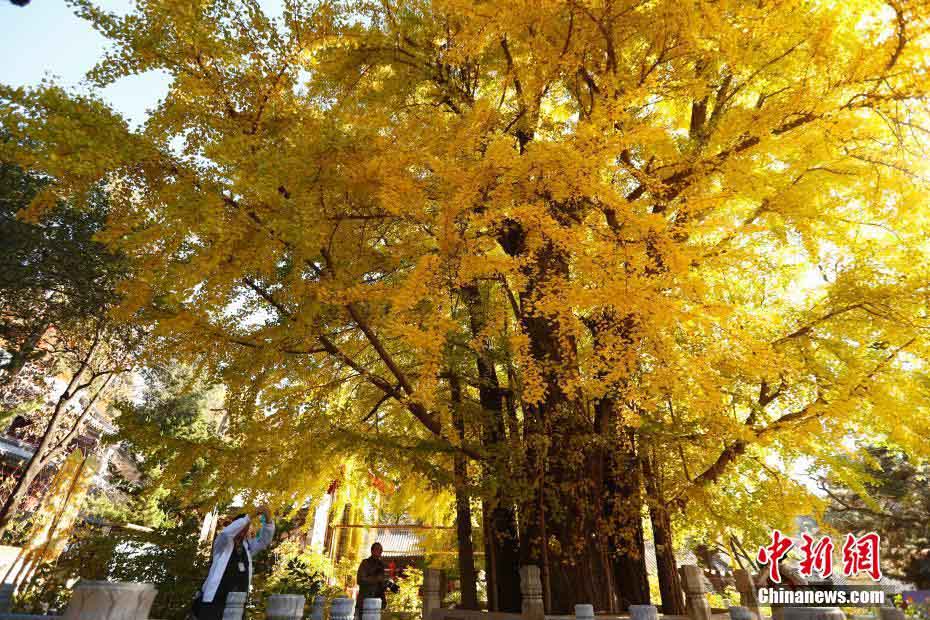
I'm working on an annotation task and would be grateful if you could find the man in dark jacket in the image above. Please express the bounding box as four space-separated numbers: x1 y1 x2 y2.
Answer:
357 542 389 613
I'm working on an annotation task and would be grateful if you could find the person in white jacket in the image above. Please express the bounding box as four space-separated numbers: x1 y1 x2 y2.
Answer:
193 506 275 620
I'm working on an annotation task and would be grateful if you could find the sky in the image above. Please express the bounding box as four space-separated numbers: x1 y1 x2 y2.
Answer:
1 1 172 128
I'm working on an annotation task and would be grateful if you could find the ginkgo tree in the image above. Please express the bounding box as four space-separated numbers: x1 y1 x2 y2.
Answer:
2 0 930 612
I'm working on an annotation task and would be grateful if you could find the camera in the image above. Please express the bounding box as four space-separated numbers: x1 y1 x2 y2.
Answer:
385 580 400 594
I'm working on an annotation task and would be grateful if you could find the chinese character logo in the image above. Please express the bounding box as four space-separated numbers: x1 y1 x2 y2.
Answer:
757 531 882 582
757 530 794 583
799 534 834 579
842 532 882 581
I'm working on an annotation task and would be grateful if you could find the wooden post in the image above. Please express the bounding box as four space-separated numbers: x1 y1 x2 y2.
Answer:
734 570 760 620
679 565 712 620
520 565 545 620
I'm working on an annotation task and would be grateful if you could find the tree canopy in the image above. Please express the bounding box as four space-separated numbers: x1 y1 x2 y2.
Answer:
0 162 123 387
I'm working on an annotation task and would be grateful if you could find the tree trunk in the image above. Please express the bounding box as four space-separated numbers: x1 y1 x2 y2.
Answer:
482 501 496 611
607 429 650 610
455 474 480 611
500 232 651 613
0 462 41 538
450 375 479 610
480 501 522 612
489 504 522 611
518 323 620 610
462 284 522 613
0 332 111 537
642 450 685 615
587 311 651 612
0 383 73 536
648 505 685 614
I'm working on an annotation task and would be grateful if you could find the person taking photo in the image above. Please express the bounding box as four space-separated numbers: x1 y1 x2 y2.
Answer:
192 506 275 620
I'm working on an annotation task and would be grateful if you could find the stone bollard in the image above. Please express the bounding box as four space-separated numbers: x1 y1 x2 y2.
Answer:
730 606 754 620
0 583 13 614
332 596 356 620
62 580 157 620
783 608 845 620
520 565 545 620
423 569 441 620
630 604 659 620
679 565 712 620
575 604 594 620
223 591 247 620
311 595 327 620
267 593 307 620
879 608 905 620
363 598 383 620
734 570 760 620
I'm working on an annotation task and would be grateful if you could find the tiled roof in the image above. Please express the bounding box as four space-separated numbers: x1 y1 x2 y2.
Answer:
363 527 426 557
643 539 699 576
352 527 703 572
0 436 34 463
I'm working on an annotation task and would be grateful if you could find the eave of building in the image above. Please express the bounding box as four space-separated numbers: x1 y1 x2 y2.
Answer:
0 436 35 463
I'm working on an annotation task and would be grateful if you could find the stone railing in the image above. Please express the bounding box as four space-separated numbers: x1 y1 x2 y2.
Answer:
0 563 904 620
423 563 730 620
0 580 317 620
428 607 728 620
69 565 906 620
430 610 522 620
424 563 912 620
0 580 156 620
